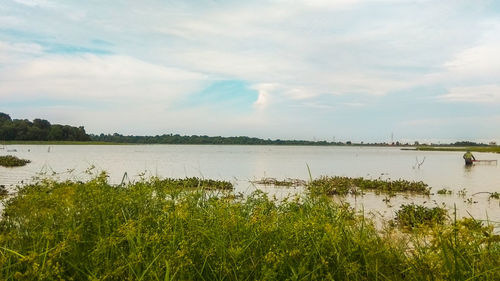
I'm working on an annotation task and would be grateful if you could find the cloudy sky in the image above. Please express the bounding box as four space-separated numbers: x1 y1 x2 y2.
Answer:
1 0 499 143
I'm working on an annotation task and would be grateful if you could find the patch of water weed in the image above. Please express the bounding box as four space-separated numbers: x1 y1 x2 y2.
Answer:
490 192 500 200
157 177 233 190
437 188 452 195
251 177 307 187
0 155 31 167
308 176 431 196
458 188 468 197
395 203 447 229
0 175 498 280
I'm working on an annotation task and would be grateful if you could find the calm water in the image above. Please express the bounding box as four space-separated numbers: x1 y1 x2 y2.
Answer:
1 145 499 224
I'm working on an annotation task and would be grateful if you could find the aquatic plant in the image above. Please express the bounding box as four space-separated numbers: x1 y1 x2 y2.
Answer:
437 188 452 195
156 177 233 190
251 177 307 187
307 176 431 196
395 203 448 228
490 192 500 199
0 155 31 167
0 176 498 280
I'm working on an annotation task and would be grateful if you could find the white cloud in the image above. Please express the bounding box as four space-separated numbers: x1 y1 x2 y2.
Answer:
0 53 208 104
252 83 275 109
13 0 55 8
0 41 45 67
445 44 500 76
438 85 500 103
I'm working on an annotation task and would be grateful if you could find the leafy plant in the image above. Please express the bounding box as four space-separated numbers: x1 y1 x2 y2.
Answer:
395 203 447 228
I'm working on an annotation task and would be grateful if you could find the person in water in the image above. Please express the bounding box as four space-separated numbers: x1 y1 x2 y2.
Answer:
463 150 476 165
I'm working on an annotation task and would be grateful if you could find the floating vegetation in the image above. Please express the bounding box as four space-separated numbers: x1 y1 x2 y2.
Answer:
156 177 233 190
0 176 498 280
458 188 468 197
395 203 448 228
0 155 31 167
489 192 500 200
437 188 452 195
307 176 431 196
251 177 307 187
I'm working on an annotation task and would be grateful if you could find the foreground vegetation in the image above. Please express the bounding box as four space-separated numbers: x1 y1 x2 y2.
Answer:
0 155 31 167
0 175 498 280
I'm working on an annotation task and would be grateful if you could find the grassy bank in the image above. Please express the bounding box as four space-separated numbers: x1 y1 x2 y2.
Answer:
0 175 498 280
414 146 500 153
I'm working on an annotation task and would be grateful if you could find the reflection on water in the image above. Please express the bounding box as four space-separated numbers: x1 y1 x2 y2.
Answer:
1 145 499 224
463 164 474 175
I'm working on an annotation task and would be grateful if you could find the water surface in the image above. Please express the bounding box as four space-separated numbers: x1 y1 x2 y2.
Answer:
1 145 499 224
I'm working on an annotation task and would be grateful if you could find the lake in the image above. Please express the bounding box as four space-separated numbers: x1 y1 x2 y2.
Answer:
1 145 499 224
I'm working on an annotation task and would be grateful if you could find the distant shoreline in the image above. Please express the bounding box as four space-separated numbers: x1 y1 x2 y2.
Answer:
2 141 499 153
1 140 409 147
412 146 500 153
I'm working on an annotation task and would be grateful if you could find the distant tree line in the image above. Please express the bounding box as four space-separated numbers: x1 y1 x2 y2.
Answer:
90 133 344 146
452 141 488 147
0 112 90 141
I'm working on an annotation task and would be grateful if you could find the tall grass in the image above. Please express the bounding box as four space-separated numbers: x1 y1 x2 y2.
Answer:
0 174 498 280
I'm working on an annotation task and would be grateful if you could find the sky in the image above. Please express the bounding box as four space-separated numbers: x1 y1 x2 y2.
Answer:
1 0 499 143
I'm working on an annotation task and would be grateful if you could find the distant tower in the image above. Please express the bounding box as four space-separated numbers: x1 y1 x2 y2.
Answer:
391 132 394 144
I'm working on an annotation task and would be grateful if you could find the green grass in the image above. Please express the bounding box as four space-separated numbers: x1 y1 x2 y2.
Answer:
308 176 431 196
0 175 498 280
0 155 31 167
415 146 500 153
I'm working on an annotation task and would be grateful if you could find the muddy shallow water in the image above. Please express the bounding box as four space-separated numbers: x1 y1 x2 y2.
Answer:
1 145 499 224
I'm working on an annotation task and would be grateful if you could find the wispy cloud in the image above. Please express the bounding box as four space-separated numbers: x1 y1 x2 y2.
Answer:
0 53 207 103
438 85 500 103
